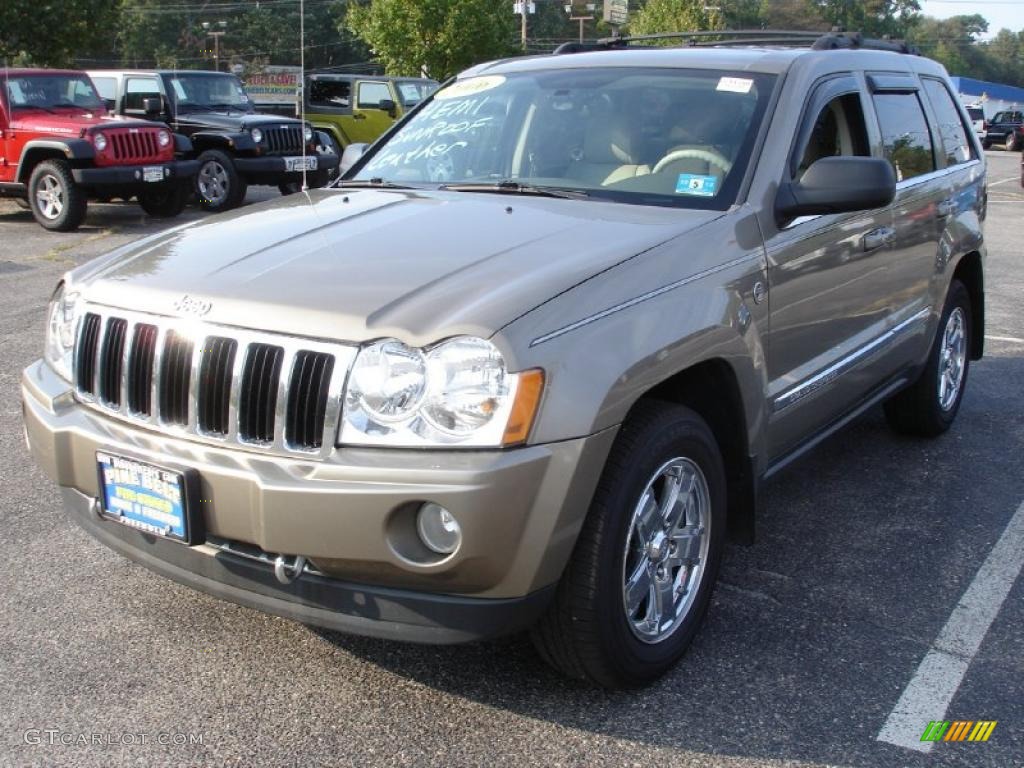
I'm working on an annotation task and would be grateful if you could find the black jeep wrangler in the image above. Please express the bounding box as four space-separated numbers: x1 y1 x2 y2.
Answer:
88 69 340 211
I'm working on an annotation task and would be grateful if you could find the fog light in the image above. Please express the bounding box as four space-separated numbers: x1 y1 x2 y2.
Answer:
416 503 461 555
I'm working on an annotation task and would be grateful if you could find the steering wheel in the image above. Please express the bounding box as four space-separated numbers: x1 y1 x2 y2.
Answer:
653 148 733 175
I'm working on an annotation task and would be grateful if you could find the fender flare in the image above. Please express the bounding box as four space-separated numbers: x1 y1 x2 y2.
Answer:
16 139 95 182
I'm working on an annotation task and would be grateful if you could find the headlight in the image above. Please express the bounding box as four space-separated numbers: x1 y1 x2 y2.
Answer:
303 124 314 142
44 283 78 382
340 337 544 448
93 132 107 151
157 129 171 147
250 127 263 143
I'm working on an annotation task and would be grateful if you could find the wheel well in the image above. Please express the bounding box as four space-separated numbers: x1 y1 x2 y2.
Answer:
17 148 67 184
640 359 758 545
953 251 984 360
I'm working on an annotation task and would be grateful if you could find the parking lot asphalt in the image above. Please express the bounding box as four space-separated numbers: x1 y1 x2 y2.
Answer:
1 155 1022 768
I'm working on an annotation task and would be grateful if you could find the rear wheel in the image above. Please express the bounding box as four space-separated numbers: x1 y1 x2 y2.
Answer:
28 160 87 232
884 280 971 437
531 401 726 688
138 183 188 218
195 149 246 211
278 182 302 195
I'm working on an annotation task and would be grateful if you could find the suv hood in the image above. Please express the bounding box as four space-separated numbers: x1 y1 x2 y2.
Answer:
172 111 302 132
77 188 720 346
11 111 155 133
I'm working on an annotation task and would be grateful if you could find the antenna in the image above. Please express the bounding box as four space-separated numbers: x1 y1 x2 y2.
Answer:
300 0 308 193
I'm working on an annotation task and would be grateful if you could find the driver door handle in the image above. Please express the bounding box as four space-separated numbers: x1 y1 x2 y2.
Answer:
862 226 895 251
353 113 366 120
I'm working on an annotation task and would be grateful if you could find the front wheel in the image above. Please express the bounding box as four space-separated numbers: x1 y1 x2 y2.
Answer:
195 150 246 211
531 401 726 688
138 183 188 218
884 280 972 437
28 160 88 231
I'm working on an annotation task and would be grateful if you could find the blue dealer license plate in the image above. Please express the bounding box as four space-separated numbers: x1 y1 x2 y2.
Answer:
97 452 191 542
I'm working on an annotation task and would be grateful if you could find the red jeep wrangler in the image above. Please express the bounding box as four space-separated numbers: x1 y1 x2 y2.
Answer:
0 69 199 231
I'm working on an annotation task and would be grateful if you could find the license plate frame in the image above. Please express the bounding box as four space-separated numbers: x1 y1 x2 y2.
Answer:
143 166 165 183
95 452 201 545
284 156 317 172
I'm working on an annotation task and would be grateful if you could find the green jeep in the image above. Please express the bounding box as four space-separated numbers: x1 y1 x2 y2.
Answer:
304 75 437 154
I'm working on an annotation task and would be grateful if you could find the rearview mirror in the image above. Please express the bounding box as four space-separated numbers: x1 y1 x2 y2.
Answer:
775 156 896 224
340 143 369 175
142 97 163 116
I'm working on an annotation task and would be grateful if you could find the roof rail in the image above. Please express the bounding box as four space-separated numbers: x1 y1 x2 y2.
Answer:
551 28 918 56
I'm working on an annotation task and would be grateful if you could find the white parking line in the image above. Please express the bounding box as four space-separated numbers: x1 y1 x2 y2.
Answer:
987 177 1020 187
986 334 1024 345
877 500 1024 752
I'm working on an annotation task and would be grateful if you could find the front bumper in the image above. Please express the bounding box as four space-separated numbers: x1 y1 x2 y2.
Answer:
72 160 200 187
22 360 615 641
234 154 340 186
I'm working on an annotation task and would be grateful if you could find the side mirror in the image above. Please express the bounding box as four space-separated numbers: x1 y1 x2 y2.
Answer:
379 98 397 118
103 98 115 113
340 142 369 175
775 156 896 224
142 96 163 116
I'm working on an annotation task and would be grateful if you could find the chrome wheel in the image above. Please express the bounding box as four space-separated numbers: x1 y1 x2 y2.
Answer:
197 160 229 204
622 457 711 644
35 174 64 220
938 307 967 411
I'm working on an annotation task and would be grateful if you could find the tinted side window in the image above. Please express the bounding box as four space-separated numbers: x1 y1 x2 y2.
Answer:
797 93 870 178
872 92 935 182
921 79 973 166
125 77 161 113
357 82 391 109
91 77 116 102
309 79 350 110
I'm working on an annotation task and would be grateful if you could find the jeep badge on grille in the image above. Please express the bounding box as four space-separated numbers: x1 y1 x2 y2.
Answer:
174 295 212 317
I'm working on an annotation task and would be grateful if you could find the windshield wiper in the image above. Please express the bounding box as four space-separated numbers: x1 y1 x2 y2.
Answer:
335 178 417 190
439 180 590 200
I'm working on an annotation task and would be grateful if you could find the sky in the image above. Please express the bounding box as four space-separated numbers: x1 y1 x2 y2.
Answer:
919 0 1024 38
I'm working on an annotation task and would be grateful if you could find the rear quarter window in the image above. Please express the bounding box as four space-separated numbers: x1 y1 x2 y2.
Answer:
921 79 974 166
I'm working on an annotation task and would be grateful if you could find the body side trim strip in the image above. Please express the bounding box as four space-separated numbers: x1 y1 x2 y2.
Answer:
773 307 930 413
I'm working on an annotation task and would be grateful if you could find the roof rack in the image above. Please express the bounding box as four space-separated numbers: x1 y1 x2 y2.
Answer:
553 29 918 56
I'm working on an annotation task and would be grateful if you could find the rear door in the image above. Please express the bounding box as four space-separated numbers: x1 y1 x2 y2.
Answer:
763 74 899 459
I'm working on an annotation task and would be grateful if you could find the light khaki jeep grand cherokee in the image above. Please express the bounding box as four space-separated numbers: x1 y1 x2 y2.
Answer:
23 32 986 687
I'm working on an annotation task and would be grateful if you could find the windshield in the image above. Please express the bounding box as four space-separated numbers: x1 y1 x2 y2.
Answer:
167 73 253 112
967 107 984 121
354 68 775 209
396 80 438 107
4 74 105 112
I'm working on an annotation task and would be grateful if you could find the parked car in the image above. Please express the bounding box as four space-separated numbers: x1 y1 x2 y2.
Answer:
25 33 986 687
982 108 1023 151
965 104 985 141
0 69 198 231
88 69 340 210
302 74 438 154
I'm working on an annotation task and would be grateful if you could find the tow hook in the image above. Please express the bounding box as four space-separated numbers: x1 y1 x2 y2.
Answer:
273 554 307 585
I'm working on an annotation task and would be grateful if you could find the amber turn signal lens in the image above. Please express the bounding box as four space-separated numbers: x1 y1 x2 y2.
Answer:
502 368 545 446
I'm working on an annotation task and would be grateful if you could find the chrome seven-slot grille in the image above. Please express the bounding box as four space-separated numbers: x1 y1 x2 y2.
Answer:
263 125 305 156
74 308 356 457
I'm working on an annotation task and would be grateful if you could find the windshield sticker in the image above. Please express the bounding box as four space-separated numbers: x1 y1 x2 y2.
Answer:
716 76 754 94
434 76 505 101
675 174 718 197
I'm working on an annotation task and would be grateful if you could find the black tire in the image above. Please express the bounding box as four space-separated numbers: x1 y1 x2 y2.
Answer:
530 401 726 688
138 183 188 218
278 182 302 196
982 138 991 150
195 149 246 212
884 280 972 437
28 159 87 232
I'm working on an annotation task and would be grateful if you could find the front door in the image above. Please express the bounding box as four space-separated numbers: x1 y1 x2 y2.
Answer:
762 75 899 460
349 81 394 144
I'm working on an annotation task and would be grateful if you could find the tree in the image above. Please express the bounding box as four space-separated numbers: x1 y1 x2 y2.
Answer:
629 0 725 40
0 0 119 66
811 0 921 38
347 0 516 79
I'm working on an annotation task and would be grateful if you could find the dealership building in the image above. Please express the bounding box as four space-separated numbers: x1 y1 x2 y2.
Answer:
950 76 1024 115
